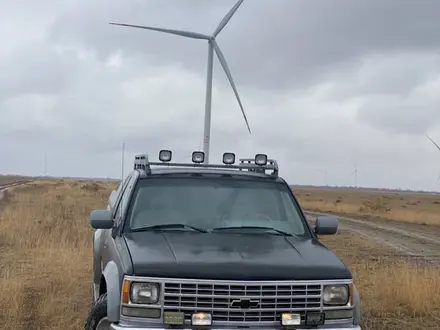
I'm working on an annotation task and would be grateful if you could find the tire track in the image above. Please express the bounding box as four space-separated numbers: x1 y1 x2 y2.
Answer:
304 210 440 266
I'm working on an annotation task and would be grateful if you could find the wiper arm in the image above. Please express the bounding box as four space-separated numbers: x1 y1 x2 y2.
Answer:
211 226 293 236
132 224 208 233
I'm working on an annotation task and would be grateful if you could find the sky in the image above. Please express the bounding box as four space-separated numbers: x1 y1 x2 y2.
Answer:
1 0 440 191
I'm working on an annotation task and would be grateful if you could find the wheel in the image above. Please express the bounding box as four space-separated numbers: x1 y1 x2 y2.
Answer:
84 293 111 330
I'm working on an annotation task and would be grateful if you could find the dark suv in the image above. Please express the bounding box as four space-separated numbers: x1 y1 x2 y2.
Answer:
85 150 361 330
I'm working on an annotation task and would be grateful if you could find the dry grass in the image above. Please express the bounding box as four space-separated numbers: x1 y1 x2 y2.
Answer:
320 233 440 329
294 188 440 225
1 180 440 329
0 180 117 330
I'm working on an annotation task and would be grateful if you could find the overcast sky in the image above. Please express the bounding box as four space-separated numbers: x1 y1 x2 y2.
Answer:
1 0 440 191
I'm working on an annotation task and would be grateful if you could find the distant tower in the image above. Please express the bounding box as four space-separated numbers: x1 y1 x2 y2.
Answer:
121 142 125 181
44 152 48 176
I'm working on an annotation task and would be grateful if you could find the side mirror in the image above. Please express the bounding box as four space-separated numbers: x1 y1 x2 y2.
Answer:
314 216 338 235
90 210 114 229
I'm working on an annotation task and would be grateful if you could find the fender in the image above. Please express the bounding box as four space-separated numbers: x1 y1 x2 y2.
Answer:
93 229 105 285
103 261 122 323
353 285 361 326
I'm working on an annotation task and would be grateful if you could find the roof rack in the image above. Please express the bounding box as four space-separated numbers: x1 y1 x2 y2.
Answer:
133 150 279 177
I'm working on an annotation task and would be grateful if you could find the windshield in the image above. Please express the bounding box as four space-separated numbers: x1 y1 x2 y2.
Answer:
125 177 310 237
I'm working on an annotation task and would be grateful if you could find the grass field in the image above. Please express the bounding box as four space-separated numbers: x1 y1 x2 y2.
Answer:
294 187 440 225
1 181 440 329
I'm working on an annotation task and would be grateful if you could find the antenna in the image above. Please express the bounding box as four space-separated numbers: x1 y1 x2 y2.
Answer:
110 0 251 164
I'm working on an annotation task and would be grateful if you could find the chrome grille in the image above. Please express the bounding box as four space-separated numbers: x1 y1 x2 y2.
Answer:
163 281 322 324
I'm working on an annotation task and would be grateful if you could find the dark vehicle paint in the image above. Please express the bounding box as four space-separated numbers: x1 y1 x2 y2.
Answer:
123 231 352 281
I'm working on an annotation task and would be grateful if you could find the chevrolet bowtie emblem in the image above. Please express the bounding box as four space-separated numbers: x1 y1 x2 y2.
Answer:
230 298 260 309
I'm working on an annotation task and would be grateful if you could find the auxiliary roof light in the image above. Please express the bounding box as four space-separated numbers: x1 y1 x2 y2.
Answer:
255 153 268 166
222 152 236 165
159 150 172 162
192 151 205 164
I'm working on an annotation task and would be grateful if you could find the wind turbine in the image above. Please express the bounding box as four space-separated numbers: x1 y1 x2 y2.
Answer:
425 134 440 180
426 134 440 152
316 169 328 186
351 165 358 188
110 0 251 164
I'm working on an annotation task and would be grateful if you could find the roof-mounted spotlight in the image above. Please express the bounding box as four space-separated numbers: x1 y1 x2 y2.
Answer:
222 152 235 165
255 154 267 166
159 150 172 162
192 151 205 164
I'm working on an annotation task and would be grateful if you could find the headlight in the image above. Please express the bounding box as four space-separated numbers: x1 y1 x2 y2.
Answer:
130 282 160 304
323 284 349 305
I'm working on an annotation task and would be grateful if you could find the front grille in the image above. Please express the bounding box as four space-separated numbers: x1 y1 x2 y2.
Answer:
163 280 322 324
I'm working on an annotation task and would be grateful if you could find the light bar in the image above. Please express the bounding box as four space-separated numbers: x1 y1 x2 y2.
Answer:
192 151 205 164
222 152 235 165
255 153 267 165
159 150 172 162
134 152 279 177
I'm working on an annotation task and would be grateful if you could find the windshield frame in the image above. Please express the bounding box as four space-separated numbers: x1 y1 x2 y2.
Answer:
122 174 313 238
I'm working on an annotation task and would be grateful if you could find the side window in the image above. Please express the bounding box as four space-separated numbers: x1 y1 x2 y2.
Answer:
116 176 132 200
114 176 135 224
111 176 131 217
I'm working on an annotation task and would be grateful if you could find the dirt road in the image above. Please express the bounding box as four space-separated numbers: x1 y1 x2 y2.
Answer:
0 181 29 204
305 210 440 266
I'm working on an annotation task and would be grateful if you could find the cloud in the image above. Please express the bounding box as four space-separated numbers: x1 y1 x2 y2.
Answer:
1 0 440 191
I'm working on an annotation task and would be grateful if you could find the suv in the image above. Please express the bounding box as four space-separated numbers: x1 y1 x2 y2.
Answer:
85 150 361 330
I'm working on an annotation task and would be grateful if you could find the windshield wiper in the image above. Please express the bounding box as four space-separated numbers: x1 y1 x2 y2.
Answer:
132 224 208 233
211 226 293 236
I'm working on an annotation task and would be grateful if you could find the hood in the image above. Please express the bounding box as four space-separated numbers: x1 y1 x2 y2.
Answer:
123 232 351 281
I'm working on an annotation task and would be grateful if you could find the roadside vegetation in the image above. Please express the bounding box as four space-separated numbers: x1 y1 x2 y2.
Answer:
294 188 440 226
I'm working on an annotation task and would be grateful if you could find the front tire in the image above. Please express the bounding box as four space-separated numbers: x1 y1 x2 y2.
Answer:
85 293 111 330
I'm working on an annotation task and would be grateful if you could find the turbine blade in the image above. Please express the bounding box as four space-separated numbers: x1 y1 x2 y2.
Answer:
211 40 251 134
213 0 244 37
426 134 440 152
109 22 210 40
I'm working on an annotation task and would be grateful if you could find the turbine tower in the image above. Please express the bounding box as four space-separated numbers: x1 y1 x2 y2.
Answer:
316 168 328 186
110 0 251 164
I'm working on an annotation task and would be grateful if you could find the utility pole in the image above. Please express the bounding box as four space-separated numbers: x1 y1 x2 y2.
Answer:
44 152 47 176
353 167 358 188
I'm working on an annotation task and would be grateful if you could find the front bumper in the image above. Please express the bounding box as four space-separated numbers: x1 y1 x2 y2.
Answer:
110 324 361 330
